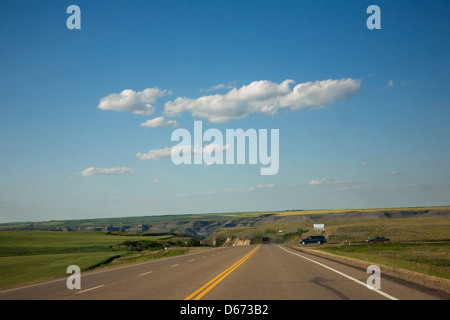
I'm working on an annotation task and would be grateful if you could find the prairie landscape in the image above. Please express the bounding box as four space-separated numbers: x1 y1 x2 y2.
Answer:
0 206 448 291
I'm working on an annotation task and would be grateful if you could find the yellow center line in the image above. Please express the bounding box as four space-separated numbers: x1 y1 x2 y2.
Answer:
184 245 260 300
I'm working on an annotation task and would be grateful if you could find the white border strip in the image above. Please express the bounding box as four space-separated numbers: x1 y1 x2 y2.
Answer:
278 245 399 300
75 285 105 294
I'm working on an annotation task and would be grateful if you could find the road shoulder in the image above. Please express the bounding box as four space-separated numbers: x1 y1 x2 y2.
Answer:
284 244 450 299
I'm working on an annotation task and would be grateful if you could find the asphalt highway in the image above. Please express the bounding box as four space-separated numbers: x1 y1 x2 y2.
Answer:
0 244 444 300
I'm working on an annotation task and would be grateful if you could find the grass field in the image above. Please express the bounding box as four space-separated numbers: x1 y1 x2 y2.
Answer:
316 242 450 280
302 217 450 283
0 230 193 289
208 216 450 243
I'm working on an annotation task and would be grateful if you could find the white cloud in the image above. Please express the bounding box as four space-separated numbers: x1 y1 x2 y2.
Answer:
136 143 228 161
279 78 361 110
309 178 327 185
200 143 229 154
135 147 173 160
164 78 360 123
204 162 215 167
334 185 369 191
257 184 275 189
98 88 171 115
140 116 179 128
192 184 278 197
79 167 134 176
200 82 236 92
380 183 417 190
382 79 395 89
309 178 357 186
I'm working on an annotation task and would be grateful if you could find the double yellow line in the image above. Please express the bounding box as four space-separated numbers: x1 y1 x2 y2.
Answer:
184 245 260 300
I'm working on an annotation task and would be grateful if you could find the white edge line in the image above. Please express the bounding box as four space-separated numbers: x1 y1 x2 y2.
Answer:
278 245 399 300
0 277 65 294
75 284 105 294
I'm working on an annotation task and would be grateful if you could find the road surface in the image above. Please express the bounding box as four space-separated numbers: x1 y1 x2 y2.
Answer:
0 244 446 300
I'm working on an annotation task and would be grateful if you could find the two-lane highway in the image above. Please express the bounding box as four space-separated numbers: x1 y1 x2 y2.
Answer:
0 244 445 300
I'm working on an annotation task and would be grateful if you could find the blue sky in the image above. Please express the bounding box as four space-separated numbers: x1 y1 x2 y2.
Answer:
0 0 449 223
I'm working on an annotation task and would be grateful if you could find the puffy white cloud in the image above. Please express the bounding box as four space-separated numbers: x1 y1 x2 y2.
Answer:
140 116 179 128
98 88 171 115
164 95 246 123
79 167 134 176
164 78 360 123
99 79 360 123
279 78 361 110
135 147 173 160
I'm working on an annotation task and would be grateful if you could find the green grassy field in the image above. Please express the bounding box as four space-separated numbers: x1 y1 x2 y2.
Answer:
302 217 450 282
0 230 192 289
208 216 450 243
316 242 450 280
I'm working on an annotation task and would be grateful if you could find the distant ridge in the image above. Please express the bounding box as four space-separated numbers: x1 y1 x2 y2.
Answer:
1 206 448 238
